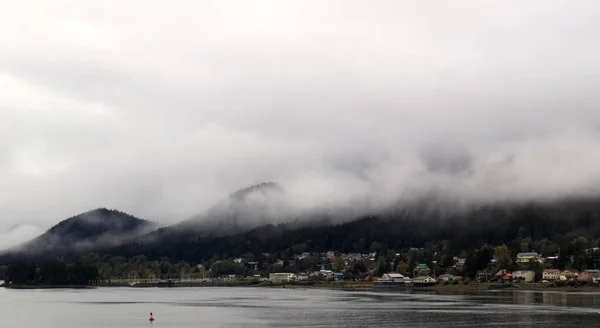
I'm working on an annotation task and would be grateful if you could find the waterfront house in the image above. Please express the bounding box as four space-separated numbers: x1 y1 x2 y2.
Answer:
513 270 535 282
494 270 512 281
542 269 560 281
269 273 297 283
437 274 455 282
579 271 594 282
516 252 543 264
297 273 309 281
561 270 578 280
380 273 406 282
413 276 437 286
374 273 412 286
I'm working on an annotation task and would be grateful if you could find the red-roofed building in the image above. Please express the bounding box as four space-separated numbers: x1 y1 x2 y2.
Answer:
542 269 560 281
495 269 512 281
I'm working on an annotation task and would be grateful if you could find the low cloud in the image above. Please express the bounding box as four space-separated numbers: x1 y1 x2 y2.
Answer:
0 1 600 241
0 224 44 250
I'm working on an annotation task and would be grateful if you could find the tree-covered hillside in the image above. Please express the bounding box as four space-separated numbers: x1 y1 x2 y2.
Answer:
107 198 600 264
5 208 155 257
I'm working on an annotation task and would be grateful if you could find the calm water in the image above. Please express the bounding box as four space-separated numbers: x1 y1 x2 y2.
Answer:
2 286 600 327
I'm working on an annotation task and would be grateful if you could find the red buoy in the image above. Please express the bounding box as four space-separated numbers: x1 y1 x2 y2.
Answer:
149 312 155 322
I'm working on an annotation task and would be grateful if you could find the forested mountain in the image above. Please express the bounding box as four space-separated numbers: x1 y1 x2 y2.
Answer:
3 208 155 258
104 197 600 265
4 185 600 275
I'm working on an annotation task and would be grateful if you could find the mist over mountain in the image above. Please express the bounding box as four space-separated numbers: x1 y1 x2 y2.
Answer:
93 195 600 265
177 182 289 235
5 208 156 258
4 179 600 266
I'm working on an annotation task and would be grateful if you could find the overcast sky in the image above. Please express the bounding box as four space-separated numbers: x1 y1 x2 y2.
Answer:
1 1 600 247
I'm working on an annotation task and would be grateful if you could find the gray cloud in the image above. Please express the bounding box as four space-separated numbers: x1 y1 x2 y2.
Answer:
1 0 600 247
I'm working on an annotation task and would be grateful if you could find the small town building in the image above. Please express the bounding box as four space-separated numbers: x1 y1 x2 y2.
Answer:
414 263 430 276
579 271 594 282
379 273 406 283
542 269 560 281
513 270 535 282
516 252 543 264
413 276 437 286
437 274 455 282
269 273 297 283
297 273 309 281
375 273 411 286
495 269 512 281
561 270 578 280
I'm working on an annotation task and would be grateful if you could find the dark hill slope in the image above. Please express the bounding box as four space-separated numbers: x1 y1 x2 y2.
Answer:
107 198 600 263
7 208 155 257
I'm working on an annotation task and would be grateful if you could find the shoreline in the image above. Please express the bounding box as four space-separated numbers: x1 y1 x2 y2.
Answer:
4 281 600 292
1 284 97 289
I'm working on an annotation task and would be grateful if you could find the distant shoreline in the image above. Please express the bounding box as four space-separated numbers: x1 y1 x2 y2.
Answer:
1 284 97 289
96 281 600 292
5 281 600 292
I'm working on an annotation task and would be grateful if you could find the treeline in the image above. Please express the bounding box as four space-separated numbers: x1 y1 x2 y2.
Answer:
4 260 98 286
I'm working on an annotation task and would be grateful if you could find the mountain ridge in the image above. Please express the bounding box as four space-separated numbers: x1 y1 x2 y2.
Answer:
8 208 156 257
3 183 600 266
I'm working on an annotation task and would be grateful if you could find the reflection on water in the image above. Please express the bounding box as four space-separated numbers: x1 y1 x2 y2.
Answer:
1 287 600 327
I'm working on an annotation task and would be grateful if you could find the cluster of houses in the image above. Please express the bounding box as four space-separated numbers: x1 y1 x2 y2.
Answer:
268 270 346 283
228 249 600 286
472 252 600 283
476 268 600 283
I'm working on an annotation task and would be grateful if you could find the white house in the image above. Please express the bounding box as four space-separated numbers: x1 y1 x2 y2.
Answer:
542 269 560 281
269 273 297 283
380 273 406 282
375 273 411 286
516 252 542 264
413 276 437 285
